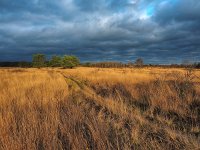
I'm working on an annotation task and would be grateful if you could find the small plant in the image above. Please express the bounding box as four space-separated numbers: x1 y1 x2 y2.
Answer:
184 67 196 82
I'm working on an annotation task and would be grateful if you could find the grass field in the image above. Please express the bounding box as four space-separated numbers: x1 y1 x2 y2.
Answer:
0 67 200 149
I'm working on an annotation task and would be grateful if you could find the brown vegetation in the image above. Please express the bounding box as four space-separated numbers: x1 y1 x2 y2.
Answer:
0 67 199 149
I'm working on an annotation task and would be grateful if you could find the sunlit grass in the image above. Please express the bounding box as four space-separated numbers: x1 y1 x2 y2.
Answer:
0 67 199 149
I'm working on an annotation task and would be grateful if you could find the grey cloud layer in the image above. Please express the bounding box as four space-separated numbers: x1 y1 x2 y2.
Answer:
0 0 200 63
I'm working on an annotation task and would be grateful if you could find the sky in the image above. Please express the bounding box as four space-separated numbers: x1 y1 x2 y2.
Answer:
0 0 200 64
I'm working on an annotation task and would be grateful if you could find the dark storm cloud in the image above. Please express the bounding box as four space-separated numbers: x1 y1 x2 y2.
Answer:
0 0 200 63
154 0 200 24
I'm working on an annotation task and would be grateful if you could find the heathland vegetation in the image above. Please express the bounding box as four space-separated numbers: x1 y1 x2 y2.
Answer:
0 67 199 149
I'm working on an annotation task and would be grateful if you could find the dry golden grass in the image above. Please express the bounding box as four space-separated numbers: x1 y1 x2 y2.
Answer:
0 67 199 150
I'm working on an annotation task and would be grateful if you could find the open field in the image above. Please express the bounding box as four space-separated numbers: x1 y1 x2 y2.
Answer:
0 67 200 150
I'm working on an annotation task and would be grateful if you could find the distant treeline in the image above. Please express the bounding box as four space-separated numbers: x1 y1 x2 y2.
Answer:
0 62 32 67
0 55 80 69
0 54 200 68
82 62 200 68
1 61 200 68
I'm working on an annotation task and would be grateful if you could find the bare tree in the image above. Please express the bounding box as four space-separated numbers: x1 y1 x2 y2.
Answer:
135 58 144 67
